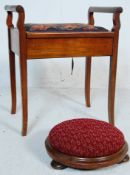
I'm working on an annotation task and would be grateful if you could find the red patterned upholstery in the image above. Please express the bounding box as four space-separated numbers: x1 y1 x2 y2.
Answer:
49 119 125 158
25 23 108 33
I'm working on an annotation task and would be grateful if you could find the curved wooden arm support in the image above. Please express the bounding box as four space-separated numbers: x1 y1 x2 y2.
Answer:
5 5 25 29
88 6 123 31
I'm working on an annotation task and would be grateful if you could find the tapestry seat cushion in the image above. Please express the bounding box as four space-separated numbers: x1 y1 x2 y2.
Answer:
48 118 125 158
25 23 108 33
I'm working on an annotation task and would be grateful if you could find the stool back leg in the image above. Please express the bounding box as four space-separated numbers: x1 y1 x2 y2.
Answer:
9 50 16 114
85 57 92 107
6 12 17 114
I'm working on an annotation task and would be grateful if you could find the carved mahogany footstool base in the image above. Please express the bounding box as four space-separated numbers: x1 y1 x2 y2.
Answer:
45 119 129 170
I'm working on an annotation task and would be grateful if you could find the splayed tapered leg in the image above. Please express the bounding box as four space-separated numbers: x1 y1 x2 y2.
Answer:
108 55 118 125
85 57 92 107
9 50 16 114
19 58 28 136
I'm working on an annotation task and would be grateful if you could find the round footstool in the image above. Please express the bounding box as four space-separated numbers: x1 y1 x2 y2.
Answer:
45 118 129 170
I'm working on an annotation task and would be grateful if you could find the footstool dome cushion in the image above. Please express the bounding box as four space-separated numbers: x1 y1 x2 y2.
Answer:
48 118 125 158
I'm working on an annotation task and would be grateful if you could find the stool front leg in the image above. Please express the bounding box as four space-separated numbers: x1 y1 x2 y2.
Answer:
108 10 122 125
20 58 28 136
88 7 122 125
108 55 117 125
85 57 92 107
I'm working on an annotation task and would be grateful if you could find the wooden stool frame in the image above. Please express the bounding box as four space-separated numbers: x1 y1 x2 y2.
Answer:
5 5 123 136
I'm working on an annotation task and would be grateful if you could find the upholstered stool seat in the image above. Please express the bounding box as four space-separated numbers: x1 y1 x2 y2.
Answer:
25 23 108 33
45 118 129 170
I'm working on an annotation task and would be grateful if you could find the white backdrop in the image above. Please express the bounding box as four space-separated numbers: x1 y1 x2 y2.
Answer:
0 0 130 89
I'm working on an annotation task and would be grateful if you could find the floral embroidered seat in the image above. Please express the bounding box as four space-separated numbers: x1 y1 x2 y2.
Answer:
25 23 108 33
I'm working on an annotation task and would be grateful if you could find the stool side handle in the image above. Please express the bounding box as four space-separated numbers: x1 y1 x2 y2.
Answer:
5 5 25 30
88 6 123 31
5 5 24 13
88 7 123 14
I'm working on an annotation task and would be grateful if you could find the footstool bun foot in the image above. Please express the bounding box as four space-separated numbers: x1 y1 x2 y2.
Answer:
51 160 67 170
118 154 129 164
